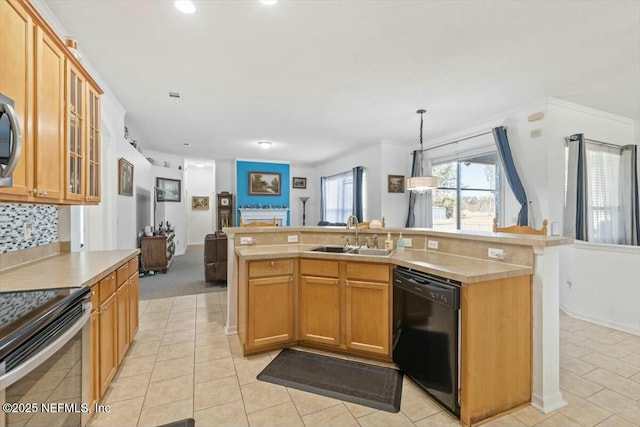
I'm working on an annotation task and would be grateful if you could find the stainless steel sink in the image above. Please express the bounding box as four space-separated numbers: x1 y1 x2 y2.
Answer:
350 247 394 256
308 245 351 253
307 246 394 256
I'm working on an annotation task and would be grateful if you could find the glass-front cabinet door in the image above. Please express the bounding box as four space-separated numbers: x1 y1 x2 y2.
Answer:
66 63 85 201
86 85 101 203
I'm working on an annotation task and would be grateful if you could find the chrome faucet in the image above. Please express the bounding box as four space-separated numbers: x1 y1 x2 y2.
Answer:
346 215 360 247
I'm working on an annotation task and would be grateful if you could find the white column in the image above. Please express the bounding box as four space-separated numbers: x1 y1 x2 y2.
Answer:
531 245 567 413
225 235 238 335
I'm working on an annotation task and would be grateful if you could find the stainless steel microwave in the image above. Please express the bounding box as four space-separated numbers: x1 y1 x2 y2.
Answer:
0 92 23 187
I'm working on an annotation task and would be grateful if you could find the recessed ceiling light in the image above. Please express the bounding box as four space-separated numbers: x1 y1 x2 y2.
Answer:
174 0 195 14
260 0 278 5
258 141 272 149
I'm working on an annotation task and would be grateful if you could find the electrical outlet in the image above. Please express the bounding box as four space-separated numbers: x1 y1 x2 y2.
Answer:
427 240 438 249
288 235 298 243
23 222 32 240
403 238 412 248
488 248 505 259
240 236 254 245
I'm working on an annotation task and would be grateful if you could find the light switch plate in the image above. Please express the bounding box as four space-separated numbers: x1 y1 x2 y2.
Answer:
288 235 298 243
240 237 254 245
428 240 438 249
403 238 412 248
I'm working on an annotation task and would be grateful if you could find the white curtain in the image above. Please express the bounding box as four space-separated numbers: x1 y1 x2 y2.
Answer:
586 143 624 243
566 137 639 245
321 170 353 224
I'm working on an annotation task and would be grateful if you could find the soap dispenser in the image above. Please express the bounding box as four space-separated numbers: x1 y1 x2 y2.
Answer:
397 233 405 252
384 232 393 250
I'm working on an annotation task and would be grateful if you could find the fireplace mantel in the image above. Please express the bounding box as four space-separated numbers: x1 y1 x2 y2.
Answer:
238 208 289 226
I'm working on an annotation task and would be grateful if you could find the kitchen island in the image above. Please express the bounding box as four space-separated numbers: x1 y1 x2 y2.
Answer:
224 226 571 425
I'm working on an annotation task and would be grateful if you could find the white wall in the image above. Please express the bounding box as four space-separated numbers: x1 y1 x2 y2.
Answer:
380 141 414 227
185 164 215 244
560 243 640 334
289 165 317 226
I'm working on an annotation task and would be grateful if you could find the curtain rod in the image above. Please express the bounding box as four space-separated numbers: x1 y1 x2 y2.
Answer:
410 128 498 155
565 136 630 150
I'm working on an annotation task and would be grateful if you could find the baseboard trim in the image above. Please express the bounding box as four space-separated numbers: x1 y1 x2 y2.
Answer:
560 303 640 336
225 325 238 336
531 392 567 414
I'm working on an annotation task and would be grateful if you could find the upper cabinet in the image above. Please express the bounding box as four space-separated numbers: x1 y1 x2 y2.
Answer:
0 0 102 205
65 63 85 202
0 0 34 199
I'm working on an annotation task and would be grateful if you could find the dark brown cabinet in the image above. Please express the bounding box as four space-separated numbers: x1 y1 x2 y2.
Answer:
140 233 174 273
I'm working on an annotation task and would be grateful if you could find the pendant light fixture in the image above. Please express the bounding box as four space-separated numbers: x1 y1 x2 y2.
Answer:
407 109 438 193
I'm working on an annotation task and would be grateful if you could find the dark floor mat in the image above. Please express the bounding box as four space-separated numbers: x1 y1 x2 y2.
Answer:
257 348 403 413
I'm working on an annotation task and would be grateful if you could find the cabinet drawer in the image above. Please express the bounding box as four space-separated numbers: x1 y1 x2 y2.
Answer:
90 284 99 313
346 262 389 282
128 256 138 277
116 262 129 287
300 259 339 278
249 259 294 278
99 273 116 304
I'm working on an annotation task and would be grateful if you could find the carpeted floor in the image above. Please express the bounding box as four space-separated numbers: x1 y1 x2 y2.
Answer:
139 244 226 300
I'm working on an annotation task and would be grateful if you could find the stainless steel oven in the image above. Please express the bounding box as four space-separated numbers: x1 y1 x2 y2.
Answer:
392 266 461 417
0 287 90 427
0 92 23 187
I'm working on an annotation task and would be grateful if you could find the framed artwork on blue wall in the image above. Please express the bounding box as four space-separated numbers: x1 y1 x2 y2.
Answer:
249 172 281 195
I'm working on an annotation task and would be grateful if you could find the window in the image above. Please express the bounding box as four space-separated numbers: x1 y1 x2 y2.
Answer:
321 170 354 223
431 152 499 231
565 141 631 244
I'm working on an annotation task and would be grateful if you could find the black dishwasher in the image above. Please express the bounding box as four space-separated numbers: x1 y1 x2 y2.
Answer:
392 266 460 417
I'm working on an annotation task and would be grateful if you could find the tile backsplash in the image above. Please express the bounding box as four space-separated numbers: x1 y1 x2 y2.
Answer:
0 203 58 254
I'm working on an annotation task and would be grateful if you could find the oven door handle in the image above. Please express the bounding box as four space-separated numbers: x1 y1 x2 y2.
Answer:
0 303 90 390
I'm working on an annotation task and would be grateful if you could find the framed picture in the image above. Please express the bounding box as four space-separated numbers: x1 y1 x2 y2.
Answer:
156 177 181 202
249 172 281 196
388 175 405 193
292 177 307 189
192 196 209 210
118 158 133 196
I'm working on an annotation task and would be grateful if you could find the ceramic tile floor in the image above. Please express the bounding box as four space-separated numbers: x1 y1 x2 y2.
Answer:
88 291 640 427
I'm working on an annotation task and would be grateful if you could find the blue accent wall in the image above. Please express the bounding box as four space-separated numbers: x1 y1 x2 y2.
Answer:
236 161 290 226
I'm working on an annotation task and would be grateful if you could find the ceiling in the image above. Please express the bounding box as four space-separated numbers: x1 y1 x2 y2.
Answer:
47 0 640 166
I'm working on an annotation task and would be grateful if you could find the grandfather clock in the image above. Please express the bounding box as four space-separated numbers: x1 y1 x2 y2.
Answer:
217 192 233 231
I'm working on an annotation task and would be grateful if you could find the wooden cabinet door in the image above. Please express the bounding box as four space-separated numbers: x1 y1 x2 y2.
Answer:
85 85 100 203
33 26 64 201
116 280 130 365
299 275 341 346
0 0 33 199
344 279 390 355
98 294 117 396
89 310 99 409
65 62 85 201
247 275 294 349
128 274 139 339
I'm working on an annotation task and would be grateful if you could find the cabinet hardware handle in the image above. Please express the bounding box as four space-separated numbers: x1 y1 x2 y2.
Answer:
334 280 339 285
270 261 275 267
289 277 293 282
91 290 95 296
346 281 351 286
